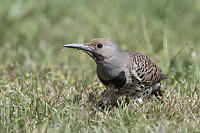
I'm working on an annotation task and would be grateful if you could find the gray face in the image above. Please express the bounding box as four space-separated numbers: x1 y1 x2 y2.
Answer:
64 38 120 62
64 38 130 80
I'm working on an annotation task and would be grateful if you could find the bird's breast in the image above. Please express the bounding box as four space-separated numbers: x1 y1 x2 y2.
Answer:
97 62 125 80
96 54 130 88
98 71 127 89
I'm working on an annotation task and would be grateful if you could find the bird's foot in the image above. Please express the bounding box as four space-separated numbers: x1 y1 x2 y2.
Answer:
97 89 119 111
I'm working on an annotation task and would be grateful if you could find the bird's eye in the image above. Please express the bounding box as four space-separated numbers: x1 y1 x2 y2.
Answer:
97 43 103 48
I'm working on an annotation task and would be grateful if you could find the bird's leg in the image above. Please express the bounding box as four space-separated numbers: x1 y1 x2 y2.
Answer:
98 87 119 110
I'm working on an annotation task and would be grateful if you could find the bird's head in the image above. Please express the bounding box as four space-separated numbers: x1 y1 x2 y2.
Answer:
64 38 120 62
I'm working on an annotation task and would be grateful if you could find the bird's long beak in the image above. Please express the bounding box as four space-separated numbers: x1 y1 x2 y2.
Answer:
63 43 93 51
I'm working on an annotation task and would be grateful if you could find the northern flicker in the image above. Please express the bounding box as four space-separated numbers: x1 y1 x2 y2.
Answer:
64 38 165 107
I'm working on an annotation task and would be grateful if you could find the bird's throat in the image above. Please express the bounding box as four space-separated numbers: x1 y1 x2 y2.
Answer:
96 52 130 81
91 52 105 62
85 51 105 62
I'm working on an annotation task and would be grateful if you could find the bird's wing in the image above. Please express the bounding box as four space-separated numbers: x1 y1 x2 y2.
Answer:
128 52 165 86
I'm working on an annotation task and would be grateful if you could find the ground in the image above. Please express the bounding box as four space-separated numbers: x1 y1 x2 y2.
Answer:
0 0 200 132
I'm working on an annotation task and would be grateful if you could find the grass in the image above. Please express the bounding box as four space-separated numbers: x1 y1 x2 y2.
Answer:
0 0 200 132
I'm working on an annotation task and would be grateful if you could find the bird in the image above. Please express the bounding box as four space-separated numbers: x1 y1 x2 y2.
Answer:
64 38 165 107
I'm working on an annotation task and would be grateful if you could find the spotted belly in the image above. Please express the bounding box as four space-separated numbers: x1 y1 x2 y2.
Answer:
98 71 162 96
